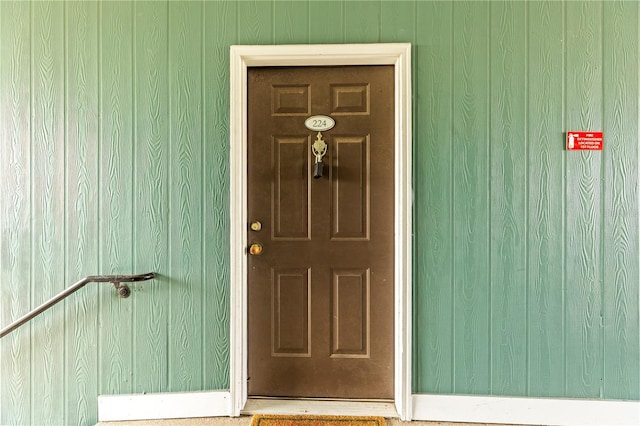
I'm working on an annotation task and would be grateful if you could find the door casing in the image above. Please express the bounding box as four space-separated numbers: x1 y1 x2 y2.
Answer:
229 43 412 420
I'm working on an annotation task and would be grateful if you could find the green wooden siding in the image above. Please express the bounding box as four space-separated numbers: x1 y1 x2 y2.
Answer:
0 1 638 424
413 0 640 400
526 0 565 396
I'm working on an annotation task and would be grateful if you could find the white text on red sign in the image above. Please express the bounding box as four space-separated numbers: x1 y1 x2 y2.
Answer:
566 131 603 151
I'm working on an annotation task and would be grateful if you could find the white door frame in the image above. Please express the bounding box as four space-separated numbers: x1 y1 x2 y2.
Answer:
229 43 412 420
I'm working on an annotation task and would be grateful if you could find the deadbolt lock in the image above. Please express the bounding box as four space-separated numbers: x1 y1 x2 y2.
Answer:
250 221 262 231
249 243 263 256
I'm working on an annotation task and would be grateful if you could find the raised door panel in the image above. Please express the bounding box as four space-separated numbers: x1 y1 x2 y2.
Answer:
331 269 370 358
272 268 311 357
272 136 311 240
331 136 370 240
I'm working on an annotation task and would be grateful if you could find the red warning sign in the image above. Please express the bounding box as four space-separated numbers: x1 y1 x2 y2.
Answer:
566 131 603 151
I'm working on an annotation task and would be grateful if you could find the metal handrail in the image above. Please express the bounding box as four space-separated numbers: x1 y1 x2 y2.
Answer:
0 272 155 339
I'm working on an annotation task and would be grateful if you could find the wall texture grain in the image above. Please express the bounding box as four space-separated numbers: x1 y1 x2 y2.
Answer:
0 1 638 425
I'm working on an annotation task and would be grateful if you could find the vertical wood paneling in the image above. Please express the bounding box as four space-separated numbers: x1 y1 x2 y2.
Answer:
168 0 202 391
65 2 99 423
2 2 640 425
380 1 414 42
0 2 31 424
98 0 135 397
489 0 527 396
413 0 453 394
602 0 640 400
308 1 344 44
133 0 169 394
203 0 235 391
30 2 66 424
565 1 604 399
344 0 380 43
274 1 309 44
451 0 490 395
527 0 566 397
237 0 273 45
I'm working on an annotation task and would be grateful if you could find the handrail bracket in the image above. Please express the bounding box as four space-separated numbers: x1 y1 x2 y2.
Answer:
112 282 132 298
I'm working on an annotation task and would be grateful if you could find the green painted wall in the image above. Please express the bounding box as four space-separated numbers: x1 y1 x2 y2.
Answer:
0 1 638 424
413 0 640 400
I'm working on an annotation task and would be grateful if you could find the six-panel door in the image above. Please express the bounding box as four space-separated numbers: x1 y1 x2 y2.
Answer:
247 66 394 399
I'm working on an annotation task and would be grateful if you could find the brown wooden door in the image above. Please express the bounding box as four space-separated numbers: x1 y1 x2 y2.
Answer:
247 66 394 399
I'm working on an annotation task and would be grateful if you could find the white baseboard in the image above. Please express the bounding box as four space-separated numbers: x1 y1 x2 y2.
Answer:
97 391 231 422
412 394 640 426
98 391 640 425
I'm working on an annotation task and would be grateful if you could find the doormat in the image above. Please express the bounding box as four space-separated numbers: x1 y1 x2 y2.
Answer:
250 414 386 426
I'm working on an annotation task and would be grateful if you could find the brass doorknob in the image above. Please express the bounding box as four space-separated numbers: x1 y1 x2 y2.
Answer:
249 243 263 256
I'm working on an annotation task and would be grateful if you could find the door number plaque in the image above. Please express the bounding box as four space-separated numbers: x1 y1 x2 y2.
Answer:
305 115 335 132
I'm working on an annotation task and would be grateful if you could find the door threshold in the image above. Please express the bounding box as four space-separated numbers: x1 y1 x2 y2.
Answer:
241 397 398 418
